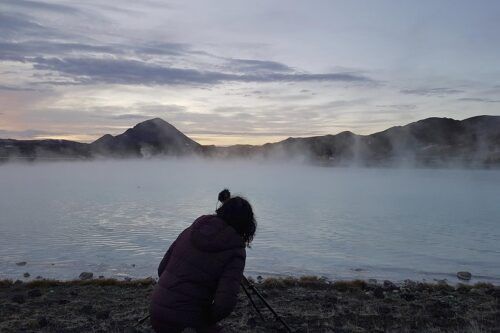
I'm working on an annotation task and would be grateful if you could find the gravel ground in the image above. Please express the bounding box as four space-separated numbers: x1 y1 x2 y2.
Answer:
0 277 498 333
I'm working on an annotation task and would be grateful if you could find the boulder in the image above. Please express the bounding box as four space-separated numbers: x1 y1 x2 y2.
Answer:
457 271 472 281
373 287 385 299
80 304 93 314
37 316 48 328
79 272 93 280
28 289 42 298
96 309 110 319
11 294 25 304
383 280 399 291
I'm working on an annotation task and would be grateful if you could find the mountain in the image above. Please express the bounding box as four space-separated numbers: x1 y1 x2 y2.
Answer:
239 116 500 167
1 116 499 167
90 118 202 157
225 116 499 167
0 139 91 161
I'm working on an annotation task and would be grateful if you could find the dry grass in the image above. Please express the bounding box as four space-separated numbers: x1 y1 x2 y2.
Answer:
257 276 498 293
331 279 367 291
259 276 369 290
0 277 156 289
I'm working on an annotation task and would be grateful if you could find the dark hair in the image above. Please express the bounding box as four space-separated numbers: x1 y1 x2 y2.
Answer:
218 188 231 203
216 190 256 247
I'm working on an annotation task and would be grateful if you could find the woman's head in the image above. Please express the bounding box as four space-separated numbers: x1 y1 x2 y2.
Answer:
216 190 256 247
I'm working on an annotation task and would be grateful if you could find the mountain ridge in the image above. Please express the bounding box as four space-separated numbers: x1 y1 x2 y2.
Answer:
1 116 499 167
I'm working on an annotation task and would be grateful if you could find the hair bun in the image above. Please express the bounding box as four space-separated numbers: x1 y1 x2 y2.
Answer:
218 189 231 203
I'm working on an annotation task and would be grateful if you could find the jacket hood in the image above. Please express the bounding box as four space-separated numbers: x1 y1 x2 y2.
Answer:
190 215 245 252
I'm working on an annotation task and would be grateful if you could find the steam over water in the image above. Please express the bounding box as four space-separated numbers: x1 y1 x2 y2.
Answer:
1 160 499 284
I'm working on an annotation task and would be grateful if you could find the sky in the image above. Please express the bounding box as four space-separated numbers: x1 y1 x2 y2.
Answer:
1 0 499 145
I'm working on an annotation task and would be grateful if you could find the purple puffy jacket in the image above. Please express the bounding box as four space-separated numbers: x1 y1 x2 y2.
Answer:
150 215 246 329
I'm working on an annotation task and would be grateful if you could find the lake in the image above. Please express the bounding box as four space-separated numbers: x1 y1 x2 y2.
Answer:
1 159 499 284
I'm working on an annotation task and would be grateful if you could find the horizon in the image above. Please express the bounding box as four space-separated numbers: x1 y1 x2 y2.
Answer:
0 114 497 147
1 1 500 145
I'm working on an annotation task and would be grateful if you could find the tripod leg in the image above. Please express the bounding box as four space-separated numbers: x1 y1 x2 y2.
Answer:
247 284 293 333
241 283 265 321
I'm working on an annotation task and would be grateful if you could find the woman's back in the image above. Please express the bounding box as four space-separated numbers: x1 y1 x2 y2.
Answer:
150 214 246 331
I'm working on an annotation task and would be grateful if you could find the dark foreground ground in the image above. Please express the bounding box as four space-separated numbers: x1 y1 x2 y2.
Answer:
0 277 498 333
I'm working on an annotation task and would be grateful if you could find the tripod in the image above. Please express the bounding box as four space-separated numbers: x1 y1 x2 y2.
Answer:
138 276 293 332
241 276 293 332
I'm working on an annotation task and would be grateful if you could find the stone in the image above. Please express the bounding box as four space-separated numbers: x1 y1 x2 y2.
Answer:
80 304 93 314
37 316 48 328
26 319 40 329
383 280 398 291
11 294 25 304
124 328 138 333
457 271 472 281
373 287 385 299
401 292 416 301
96 310 110 319
246 317 257 329
23 272 30 278
16 261 27 266
79 272 93 280
28 289 42 298
379 305 391 315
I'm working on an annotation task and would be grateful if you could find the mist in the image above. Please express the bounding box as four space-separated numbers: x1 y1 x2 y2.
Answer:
1 159 499 284
2 115 499 169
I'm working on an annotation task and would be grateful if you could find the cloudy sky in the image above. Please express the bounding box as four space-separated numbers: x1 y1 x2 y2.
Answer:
1 0 499 145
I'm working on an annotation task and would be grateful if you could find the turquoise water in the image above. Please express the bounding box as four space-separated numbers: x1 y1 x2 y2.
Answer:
0 159 499 284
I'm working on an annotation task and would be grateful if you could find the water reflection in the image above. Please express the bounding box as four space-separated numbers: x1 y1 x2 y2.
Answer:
0 160 499 283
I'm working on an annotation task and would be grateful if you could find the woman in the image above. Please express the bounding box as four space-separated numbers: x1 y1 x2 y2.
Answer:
150 189 256 333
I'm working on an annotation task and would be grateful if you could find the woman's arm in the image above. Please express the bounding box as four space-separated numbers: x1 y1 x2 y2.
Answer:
209 249 246 323
157 238 178 277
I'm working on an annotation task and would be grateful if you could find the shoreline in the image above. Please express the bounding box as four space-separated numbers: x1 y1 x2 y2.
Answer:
1 276 498 332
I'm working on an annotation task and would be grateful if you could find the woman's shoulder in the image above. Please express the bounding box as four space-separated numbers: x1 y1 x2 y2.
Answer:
190 215 245 251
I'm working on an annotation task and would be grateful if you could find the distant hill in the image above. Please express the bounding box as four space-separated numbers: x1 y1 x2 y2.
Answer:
0 139 91 161
236 115 500 167
1 116 499 167
90 118 202 158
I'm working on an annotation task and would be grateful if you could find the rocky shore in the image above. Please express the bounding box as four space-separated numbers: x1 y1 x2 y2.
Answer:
0 276 498 333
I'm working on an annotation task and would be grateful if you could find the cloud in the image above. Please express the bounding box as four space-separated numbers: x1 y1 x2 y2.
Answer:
226 58 293 73
0 41 117 61
0 84 37 91
0 12 60 40
111 113 157 120
133 42 194 56
0 128 64 139
1 0 81 14
457 97 500 103
400 87 464 96
375 104 417 110
0 4 376 89
31 57 375 86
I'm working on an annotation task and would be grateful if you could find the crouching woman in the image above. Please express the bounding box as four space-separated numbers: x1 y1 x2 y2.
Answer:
150 192 256 333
